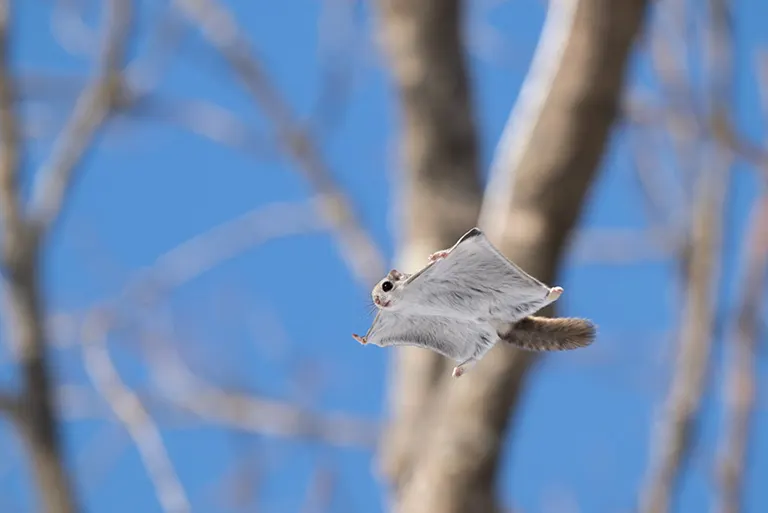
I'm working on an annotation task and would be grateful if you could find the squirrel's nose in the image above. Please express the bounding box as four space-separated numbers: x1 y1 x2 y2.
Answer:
374 297 381 305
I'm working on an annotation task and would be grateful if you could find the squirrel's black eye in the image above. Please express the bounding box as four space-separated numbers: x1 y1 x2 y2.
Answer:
381 281 393 292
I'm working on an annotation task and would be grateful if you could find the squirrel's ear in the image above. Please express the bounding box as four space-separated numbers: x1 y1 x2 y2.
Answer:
388 269 404 281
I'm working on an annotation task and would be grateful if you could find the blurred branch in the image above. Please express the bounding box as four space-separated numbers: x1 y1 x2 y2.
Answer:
624 97 768 173
124 3 187 97
82 311 191 513
171 0 385 287
477 0 578 234
27 0 132 237
50 0 97 57
0 390 18 416
639 155 728 513
639 1 733 512
119 200 325 300
301 463 337 513
0 1 133 512
15 73 278 159
373 0 485 488
714 46 768 513
715 192 768 513
54 378 379 448
148 340 379 448
381 0 649 510
624 112 690 240
570 227 683 263
73 201 377 448
131 96 277 157
0 0 23 253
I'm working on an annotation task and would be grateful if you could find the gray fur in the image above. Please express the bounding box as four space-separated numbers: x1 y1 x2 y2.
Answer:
370 228 557 324
354 227 592 376
361 309 498 365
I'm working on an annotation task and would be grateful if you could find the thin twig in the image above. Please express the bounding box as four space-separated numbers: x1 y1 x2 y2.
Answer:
121 200 326 300
713 48 768 513
52 378 379 448
715 192 768 513
50 0 98 57
171 0 385 287
82 311 191 513
28 0 133 237
0 2 133 512
639 1 733 511
16 73 277 158
75 201 377 448
301 462 337 513
149 343 379 448
637 83 730 513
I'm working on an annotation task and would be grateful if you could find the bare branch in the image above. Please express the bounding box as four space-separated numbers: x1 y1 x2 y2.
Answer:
16 73 277 159
372 0 486 487
477 0 578 234
639 162 728 513
715 192 768 513
301 463 337 513
376 0 649 510
82 311 191 513
0 2 133 512
714 45 768 513
122 202 378 448
151 352 379 448
55 202 377 448
28 0 133 237
0 0 24 265
122 201 325 296
50 0 98 58
0 390 18 417
639 2 734 511
624 96 768 174
171 0 385 287
53 378 379 448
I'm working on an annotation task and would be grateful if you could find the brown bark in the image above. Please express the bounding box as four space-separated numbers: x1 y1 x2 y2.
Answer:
372 0 485 489
0 1 131 512
1 4 79 512
10 269 80 513
375 0 649 510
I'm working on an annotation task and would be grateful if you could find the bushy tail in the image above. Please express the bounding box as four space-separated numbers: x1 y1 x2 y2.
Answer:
499 316 596 351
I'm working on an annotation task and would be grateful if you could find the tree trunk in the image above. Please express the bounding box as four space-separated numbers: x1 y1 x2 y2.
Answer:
375 0 650 511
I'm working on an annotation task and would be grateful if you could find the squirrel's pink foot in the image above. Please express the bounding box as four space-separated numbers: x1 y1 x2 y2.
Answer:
352 333 367 345
428 250 451 262
546 286 564 302
452 365 465 378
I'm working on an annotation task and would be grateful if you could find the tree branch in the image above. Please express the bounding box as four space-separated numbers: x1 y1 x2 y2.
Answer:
0 1 133 512
82 311 191 513
171 0 385 288
714 34 768 513
715 192 768 513
149 347 380 448
0 0 24 272
0 390 19 417
372 0 486 489
639 152 729 513
27 0 133 238
639 0 733 510
386 0 649 511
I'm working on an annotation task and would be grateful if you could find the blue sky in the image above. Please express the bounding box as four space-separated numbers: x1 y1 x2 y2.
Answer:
1 0 767 512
